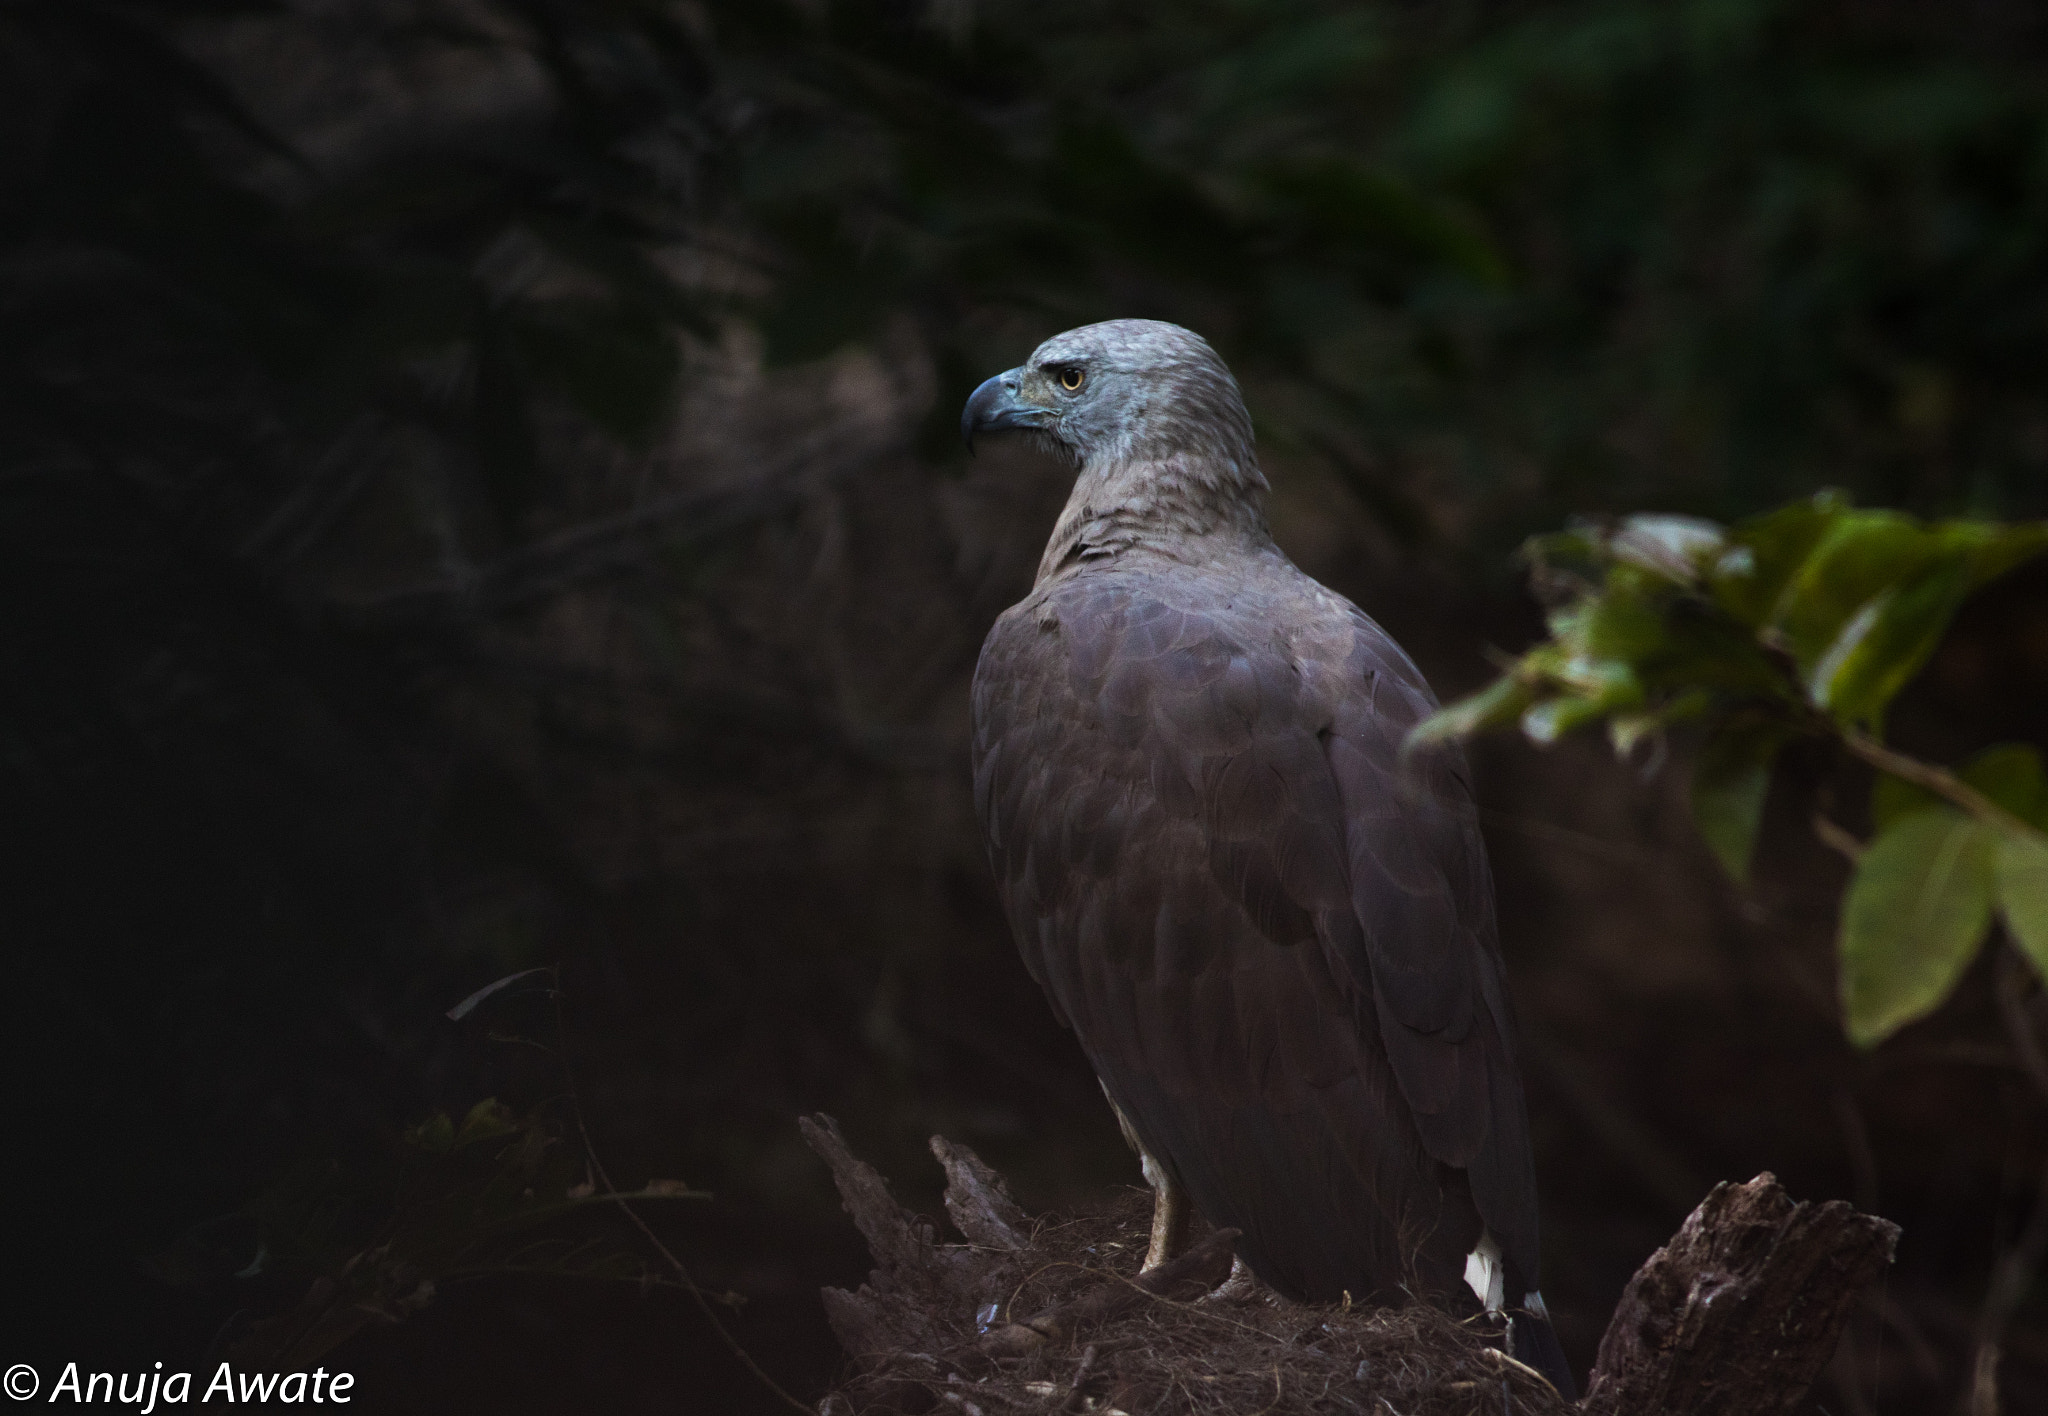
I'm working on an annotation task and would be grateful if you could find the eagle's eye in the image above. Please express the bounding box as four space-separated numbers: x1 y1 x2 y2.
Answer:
1057 366 1085 392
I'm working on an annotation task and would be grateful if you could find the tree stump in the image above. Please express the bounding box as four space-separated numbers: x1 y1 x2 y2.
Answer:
1581 1171 1900 1416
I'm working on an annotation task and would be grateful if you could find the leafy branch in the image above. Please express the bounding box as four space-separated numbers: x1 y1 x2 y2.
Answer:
1410 491 2048 1047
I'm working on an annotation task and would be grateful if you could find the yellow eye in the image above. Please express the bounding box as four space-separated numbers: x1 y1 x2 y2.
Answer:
1058 367 1085 392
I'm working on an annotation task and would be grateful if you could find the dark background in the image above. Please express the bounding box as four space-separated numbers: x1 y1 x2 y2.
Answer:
6 2 2048 1412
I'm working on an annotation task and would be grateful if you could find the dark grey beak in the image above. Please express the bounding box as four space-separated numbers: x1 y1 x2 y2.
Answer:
961 369 1048 454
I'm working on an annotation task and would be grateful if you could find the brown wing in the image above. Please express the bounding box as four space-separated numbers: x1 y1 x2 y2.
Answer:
969 559 1539 1302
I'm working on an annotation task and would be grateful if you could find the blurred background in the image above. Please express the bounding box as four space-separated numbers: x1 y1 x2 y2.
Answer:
6 1 2048 1411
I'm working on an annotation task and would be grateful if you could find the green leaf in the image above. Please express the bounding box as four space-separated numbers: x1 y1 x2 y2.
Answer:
1712 490 1847 627
409 1112 457 1154
1406 674 1533 750
1690 721 1785 885
1807 556 1971 727
1769 510 1941 679
1580 574 1672 660
1960 744 2048 826
1769 517 2048 728
1964 523 2048 590
1523 527 1605 576
455 1097 519 1147
1522 692 1612 744
1999 830 2048 981
1879 744 2048 835
1542 651 1642 704
1609 514 1724 583
1838 810 1998 1047
1870 771 1943 831
1608 711 1660 758
1640 619 1793 701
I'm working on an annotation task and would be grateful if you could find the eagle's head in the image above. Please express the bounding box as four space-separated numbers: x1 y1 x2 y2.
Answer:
961 319 1257 480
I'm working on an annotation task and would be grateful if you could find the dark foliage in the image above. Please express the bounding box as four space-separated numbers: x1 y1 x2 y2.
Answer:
4 2 2048 1412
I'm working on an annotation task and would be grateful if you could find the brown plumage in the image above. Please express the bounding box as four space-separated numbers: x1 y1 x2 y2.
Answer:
963 320 1572 1394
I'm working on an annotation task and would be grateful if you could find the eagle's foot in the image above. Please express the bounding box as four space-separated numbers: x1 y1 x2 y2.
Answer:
1202 1255 1265 1303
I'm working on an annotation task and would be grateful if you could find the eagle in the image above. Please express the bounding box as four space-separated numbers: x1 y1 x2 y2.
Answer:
963 319 1574 1396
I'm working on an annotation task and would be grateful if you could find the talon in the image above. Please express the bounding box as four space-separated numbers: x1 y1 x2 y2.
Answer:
1204 1255 1263 1303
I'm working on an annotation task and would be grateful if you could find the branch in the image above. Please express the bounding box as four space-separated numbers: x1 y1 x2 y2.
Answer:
1967 1153 2048 1416
1995 949 2048 1107
1811 812 1866 863
1841 730 2042 840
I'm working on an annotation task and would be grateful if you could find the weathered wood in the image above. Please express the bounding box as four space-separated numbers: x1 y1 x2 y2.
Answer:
799 1113 932 1278
930 1135 1028 1252
1583 1170 1901 1416
799 1112 980 1369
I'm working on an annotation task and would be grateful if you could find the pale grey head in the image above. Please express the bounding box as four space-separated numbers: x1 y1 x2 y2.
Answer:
962 319 1257 472
961 319 1271 579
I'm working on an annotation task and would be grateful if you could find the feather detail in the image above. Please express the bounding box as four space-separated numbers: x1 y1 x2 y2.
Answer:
967 319 1546 1313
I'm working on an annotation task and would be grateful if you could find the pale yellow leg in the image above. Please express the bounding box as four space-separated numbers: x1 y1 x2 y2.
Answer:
1139 1145 1191 1271
1102 1083 1191 1271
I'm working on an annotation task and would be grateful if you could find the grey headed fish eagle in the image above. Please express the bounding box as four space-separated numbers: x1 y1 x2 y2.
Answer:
962 319 1574 1397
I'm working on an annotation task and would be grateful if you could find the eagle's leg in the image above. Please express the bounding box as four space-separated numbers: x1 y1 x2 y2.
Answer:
1137 1145 1192 1271
1103 1085 1190 1270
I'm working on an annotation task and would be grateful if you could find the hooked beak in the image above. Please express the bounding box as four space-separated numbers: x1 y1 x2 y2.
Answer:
961 369 1050 454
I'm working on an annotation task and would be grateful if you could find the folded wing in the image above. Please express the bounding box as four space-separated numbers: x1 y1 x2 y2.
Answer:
970 562 1540 1302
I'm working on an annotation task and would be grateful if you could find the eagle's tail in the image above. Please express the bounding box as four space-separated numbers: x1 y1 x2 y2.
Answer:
1472 1235 1577 1399
1508 1292 1577 1401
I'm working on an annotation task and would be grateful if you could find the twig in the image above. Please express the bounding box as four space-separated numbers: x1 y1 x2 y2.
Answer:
981 1230 1242 1356
1057 1344 1097 1414
547 977 815 1416
1252 1364 1283 1416
943 1375 1038 1409
1841 731 2043 840
1475 1343 1556 1396
1994 948 2048 1106
1966 1153 2048 1416
1967 949 2048 1416
1811 812 1866 863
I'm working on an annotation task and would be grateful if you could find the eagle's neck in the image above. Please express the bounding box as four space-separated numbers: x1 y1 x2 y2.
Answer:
1035 453 1273 585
